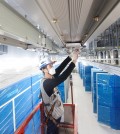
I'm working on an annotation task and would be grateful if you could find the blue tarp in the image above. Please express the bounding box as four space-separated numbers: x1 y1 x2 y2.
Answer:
0 74 42 134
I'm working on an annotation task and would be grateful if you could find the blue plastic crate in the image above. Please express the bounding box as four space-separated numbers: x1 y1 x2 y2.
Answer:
0 102 14 134
82 65 93 91
98 85 113 107
0 74 43 133
85 75 91 82
97 74 120 88
91 70 103 91
32 84 41 107
110 107 120 129
0 77 31 105
98 105 110 126
85 82 91 91
93 95 97 113
83 76 85 86
31 74 43 107
31 74 43 83
15 89 33 128
109 75 120 87
84 77 91 91
97 74 120 107
98 105 120 129
84 66 93 74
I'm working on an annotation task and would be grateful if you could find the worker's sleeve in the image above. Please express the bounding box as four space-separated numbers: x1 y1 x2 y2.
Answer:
53 56 72 77
43 62 75 97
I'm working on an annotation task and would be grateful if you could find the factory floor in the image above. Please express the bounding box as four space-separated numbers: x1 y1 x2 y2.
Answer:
67 73 120 134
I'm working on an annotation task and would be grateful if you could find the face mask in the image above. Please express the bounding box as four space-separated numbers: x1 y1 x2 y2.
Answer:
49 67 56 75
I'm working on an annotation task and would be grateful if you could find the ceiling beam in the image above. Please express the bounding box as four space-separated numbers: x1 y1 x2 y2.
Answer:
0 1 59 53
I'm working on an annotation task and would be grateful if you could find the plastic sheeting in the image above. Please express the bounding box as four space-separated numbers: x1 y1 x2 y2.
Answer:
0 74 42 134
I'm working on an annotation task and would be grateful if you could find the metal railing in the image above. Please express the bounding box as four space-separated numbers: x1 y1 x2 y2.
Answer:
14 79 78 134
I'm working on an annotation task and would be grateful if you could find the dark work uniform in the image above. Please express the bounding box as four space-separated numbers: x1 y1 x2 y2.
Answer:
43 56 75 134
43 56 75 96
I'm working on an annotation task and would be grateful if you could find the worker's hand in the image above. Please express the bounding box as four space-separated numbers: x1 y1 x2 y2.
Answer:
71 49 79 64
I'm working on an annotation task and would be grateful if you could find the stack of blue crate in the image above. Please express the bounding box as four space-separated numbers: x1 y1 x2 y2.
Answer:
0 74 43 134
91 68 107 113
97 73 120 129
83 65 93 91
97 73 112 126
0 77 32 133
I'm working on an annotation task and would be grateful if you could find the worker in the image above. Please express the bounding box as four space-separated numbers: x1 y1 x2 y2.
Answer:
39 50 79 134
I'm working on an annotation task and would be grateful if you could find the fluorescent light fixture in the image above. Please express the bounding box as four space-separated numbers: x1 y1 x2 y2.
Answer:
85 34 88 37
66 43 81 47
52 18 58 23
37 24 40 29
93 16 99 22
27 48 36 52
39 35 41 38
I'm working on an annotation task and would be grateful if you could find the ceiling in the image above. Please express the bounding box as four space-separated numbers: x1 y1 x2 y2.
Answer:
3 0 120 50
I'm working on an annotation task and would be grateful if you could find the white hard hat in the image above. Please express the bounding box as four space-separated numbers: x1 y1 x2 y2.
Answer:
39 57 55 70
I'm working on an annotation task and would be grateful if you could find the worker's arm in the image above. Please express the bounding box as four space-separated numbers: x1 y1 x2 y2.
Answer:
43 62 75 97
53 56 72 77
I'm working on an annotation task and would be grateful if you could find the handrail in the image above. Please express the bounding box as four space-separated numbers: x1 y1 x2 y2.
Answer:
14 103 76 134
14 102 42 134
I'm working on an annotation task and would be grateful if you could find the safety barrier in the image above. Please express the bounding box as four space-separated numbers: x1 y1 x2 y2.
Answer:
14 103 78 134
14 76 78 134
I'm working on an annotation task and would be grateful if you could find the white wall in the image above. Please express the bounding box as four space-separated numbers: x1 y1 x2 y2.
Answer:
0 45 39 73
